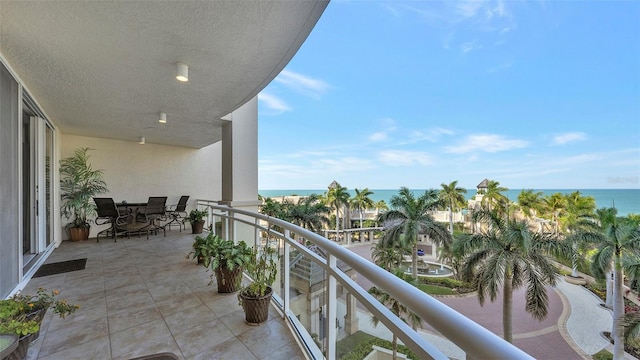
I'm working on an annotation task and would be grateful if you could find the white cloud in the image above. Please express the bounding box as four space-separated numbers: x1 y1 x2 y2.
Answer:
369 132 388 142
274 69 329 99
258 92 291 114
461 41 481 53
552 132 587 145
444 134 529 154
456 0 485 18
378 150 433 166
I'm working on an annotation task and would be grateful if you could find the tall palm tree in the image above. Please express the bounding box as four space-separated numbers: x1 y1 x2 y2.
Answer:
378 187 451 279
480 180 509 215
374 200 389 226
560 191 597 234
581 211 640 360
516 189 544 220
459 209 571 343
439 181 467 234
368 269 422 360
351 188 375 229
542 192 567 236
326 182 350 240
371 241 404 272
286 194 329 234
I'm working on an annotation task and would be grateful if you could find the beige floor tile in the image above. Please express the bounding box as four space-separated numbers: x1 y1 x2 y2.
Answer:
36 335 110 360
108 302 162 333
173 319 235 359
163 304 217 333
188 336 258 360
109 318 173 358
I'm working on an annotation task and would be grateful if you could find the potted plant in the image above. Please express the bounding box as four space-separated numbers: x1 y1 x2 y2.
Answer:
185 209 208 234
59 147 108 241
0 288 78 360
199 233 252 293
238 244 280 324
187 234 209 264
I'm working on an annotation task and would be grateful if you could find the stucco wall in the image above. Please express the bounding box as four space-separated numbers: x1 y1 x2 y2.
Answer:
59 134 221 239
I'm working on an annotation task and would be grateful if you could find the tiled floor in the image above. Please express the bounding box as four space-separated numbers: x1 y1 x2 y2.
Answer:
21 231 305 360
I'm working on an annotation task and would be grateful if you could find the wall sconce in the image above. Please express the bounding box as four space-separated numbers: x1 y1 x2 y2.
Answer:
176 63 188 82
139 137 145 145
159 112 167 124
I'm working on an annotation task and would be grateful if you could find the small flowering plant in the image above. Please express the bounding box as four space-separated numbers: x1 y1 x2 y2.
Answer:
0 287 79 337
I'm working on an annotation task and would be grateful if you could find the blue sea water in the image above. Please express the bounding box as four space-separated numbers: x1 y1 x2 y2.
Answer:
259 189 640 217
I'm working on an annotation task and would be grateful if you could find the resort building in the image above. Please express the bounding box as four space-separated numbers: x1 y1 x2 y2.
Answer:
0 2 544 359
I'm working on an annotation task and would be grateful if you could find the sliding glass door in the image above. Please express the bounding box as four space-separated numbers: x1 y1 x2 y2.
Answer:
22 112 54 268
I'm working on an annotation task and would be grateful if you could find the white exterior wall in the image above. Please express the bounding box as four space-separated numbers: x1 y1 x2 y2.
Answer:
60 134 222 239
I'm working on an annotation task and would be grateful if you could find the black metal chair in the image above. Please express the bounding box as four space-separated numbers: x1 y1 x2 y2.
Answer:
140 196 168 236
94 197 132 242
164 195 189 232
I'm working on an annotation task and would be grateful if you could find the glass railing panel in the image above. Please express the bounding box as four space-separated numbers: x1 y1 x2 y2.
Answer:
335 287 405 360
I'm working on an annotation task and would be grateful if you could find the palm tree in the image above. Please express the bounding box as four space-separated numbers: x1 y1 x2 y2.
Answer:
458 209 571 343
286 194 329 234
371 241 404 272
542 192 566 236
560 191 597 234
515 189 544 220
439 181 467 234
480 180 509 215
326 182 350 240
351 188 375 229
378 187 451 279
581 210 640 360
368 269 422 360
374 200 388 226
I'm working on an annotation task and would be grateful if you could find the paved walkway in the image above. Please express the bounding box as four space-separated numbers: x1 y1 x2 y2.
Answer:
345 242 638 360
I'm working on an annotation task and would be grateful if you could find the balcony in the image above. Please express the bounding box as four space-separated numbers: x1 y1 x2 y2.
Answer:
20 202 535 359
21 231 305 360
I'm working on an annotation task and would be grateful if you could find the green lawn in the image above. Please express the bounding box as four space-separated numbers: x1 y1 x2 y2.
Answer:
416 283 458 295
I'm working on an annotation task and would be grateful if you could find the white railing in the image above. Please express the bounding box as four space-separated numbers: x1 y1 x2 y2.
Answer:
197 199 534 360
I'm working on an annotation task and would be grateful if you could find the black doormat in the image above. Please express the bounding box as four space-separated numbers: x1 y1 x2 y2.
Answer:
32 258 87 278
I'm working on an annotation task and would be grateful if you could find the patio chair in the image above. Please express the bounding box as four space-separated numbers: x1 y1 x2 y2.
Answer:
139 196 168 236
164 195 189 232
94 197 132 242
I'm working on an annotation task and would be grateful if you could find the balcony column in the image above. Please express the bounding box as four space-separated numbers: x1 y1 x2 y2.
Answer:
343 292 359 335
219 96 261 242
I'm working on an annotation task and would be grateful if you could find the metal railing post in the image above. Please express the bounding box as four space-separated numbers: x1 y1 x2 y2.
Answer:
284 229 291 315
326 253 337 360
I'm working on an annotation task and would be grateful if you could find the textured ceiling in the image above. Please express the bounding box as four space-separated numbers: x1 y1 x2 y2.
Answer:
0 1 328 148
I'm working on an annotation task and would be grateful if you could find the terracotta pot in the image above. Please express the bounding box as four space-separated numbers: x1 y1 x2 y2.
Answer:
191 221 205 234
239 286 273 325
215 266 243 293
69 227 90 241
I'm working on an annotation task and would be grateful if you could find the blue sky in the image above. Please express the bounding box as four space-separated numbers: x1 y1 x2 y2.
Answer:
257 1 640 191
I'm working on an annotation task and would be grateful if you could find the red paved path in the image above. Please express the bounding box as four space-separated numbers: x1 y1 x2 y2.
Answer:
346 244 585 359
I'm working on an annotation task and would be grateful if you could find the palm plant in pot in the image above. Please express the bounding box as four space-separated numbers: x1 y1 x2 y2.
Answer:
238 244 280 325
186 209 208 234
199 233 252 293
59 147 108 241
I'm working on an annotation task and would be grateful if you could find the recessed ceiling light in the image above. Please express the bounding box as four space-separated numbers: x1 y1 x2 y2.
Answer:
159 112 167 123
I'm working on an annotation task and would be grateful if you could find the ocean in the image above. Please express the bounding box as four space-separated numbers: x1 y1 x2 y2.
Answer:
259 189 640 217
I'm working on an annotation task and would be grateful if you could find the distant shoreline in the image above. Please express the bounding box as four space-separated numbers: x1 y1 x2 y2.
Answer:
259 188 640 217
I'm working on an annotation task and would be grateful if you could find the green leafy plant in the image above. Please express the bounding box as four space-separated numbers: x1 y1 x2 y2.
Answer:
60 147 108 228
197 234 252 270
185 209 208 224
0 288 79 337
240 244 280 298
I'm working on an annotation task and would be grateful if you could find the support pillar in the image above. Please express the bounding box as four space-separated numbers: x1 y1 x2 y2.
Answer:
219 96 261 243
343 292 359 335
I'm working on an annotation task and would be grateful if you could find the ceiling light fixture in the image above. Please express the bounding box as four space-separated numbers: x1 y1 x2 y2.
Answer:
159 112 167 123
139 136 145 145
176 62 189 82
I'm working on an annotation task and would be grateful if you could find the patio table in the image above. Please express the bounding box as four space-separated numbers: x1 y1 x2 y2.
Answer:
0 334 18 359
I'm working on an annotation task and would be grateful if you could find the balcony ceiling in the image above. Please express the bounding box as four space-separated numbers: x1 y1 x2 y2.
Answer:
0 1 327 148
